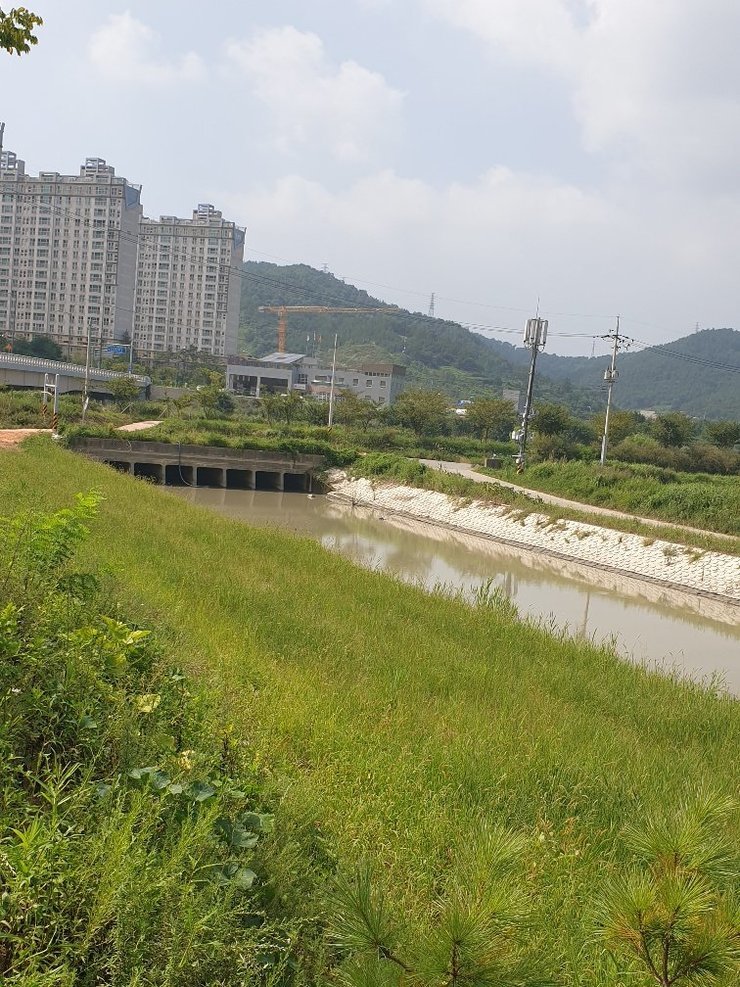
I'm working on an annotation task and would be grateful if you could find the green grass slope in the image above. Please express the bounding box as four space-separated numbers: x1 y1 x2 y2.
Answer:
2 440 738 983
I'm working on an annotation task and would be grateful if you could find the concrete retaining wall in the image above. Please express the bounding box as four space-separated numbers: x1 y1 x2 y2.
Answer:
70 437 324 492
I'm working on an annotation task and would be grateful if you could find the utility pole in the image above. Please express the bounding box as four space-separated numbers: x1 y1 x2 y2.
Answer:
600 315 621 466
327 333 338 428
514 316 548 468
9 289 17 351
82 321 92 423
44 373 60 436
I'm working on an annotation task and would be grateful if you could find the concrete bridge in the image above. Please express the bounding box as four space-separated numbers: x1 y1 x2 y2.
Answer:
0 353 150 396
70 437 324 492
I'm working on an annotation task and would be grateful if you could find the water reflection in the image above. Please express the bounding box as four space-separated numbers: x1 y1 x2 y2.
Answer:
171 488 740 695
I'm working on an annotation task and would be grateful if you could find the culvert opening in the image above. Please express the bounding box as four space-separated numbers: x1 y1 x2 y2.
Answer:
196 466 225 488
255 470 281 491
283 472 307 493
104 460 131 474
165 464 194 486
226 469 251 490
133 462 163 483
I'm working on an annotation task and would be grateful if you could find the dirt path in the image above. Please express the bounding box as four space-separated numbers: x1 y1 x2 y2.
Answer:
0 429 52 448
419 459 737 543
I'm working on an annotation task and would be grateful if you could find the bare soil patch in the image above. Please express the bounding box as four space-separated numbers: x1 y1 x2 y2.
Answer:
0 428 51 449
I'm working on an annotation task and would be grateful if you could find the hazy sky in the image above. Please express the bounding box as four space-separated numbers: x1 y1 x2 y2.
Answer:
3 0 740 355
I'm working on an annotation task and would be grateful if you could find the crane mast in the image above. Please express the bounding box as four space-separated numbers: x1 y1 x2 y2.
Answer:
258 305 400 354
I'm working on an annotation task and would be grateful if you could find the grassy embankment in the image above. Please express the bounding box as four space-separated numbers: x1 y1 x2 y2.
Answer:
480 459 740 538
2 438 738 984
352 453 740 556
63 415 513 464
0 490 326 983
62 413 740 552
0 388 165 430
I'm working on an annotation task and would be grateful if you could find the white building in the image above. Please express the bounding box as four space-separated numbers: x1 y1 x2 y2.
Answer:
0 152 141 356
134 204 245 359
226 353 406 405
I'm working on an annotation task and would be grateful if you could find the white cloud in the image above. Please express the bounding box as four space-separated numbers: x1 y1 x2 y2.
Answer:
576 1 740 191
425 0 581 74
225 164 740 349
88 12 206 85
225 26 404 162
226 168 618 312
425 0 740 191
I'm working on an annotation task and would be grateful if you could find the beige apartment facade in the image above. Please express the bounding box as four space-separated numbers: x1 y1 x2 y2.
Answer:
0 152 141 356
134 204 245 359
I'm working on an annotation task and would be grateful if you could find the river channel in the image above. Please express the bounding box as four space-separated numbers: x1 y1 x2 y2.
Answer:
173 488 740 696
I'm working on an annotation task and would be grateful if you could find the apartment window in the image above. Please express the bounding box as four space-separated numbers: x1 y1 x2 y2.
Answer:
365 380 372 388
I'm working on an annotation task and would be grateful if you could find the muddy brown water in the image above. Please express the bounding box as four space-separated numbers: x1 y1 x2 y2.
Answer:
172 488 740 696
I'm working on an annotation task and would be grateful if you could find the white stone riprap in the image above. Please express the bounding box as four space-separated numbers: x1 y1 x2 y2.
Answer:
329 474 740 603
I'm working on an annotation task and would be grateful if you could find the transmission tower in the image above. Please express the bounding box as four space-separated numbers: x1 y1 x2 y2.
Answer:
428 292 435 318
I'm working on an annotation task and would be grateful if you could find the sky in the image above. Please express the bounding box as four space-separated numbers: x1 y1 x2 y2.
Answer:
3 0 740 355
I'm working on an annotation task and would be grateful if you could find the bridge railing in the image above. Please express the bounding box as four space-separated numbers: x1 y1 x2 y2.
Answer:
0 352 150 386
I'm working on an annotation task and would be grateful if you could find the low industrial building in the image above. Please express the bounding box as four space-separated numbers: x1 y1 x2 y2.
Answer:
226 353 406 406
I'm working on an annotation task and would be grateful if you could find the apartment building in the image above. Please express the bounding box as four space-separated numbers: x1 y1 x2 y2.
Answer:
0 152 141 355
134 204 245 359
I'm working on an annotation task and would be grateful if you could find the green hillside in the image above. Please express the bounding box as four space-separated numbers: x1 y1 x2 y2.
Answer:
239 263 739 419
238 262 600 414
486 328 740 419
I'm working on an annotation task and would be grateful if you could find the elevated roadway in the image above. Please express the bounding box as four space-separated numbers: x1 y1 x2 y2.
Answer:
0 352 150 396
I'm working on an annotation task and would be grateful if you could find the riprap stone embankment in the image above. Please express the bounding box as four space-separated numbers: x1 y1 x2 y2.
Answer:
329 473 740 604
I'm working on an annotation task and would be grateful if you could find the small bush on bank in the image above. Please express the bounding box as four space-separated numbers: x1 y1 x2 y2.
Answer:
351 451 428 485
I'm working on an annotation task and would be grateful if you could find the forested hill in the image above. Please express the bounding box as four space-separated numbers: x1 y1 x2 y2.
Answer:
485 328 740 419
239 262 599 413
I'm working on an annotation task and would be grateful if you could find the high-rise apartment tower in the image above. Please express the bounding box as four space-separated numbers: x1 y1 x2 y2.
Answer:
0 152 142 354
134 204 245 359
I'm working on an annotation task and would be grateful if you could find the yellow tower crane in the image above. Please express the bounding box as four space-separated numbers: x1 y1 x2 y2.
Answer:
258 304 400 354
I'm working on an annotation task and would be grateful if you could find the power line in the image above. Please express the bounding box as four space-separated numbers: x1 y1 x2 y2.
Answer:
624 336 740 374
4 189 740 374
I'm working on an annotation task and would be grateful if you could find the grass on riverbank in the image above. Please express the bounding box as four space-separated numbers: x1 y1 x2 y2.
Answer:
0 489 325 983
352 453 740 555
483 459 740 537
1 438 738 986
0 388 165 430
62 416 510 466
